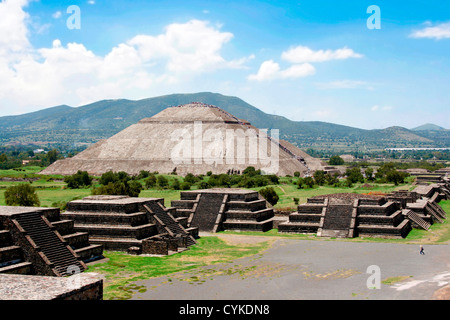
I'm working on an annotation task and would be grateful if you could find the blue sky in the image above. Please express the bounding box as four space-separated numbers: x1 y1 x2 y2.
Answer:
0 0 449 130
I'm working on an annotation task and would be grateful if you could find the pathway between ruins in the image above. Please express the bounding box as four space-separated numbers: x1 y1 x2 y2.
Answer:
130 236 449 300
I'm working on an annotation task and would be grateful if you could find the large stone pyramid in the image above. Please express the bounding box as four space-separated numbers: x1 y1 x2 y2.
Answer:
41 103 324 176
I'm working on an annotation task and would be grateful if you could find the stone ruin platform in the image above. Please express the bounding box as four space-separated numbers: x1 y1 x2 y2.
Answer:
0 272 103 300
62 195 198 256
278 185 448 238
171 188 274 233
278 194 412 239
0 206 101 277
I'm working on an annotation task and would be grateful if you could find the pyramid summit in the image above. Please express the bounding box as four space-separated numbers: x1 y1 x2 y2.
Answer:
41 102 325 176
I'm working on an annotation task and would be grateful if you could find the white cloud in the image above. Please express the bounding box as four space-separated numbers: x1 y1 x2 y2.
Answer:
128 19 235 73
248 60 315 81
0 5 247 114
0 0 31 57
410 22 450 40
281 45 363 63
248 44 361 82
52 11 62 19
371 105 392 112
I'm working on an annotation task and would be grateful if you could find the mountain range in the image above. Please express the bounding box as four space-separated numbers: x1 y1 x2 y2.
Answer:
0 92 448 152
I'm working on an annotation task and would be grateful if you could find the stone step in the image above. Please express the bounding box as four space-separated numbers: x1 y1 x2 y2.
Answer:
0 261 33 275
61 211 149 226
0 246 22 264
278 222 320 233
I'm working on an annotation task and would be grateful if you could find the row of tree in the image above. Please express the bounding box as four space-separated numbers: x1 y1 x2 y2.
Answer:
297 163 410 189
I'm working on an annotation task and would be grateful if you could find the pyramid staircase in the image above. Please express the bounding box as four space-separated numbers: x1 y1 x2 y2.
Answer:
39 208 103 263
0 224 34 275
404 210 431 231
171 189 274 233
62 196 197 255
318 200 358 238
13 213 86 276
279 196 412 238
143 201 196 248
0 207 87 277
278 198 326 234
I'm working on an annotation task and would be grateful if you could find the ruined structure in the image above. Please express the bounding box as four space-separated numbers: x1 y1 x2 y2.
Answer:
278 194 412 238
40 103 325 177
278 181 449 238
171 188 274 233
0 206 98 276
62 196 198 255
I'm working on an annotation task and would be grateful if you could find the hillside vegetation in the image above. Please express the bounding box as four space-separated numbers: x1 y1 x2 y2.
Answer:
1 92 447 152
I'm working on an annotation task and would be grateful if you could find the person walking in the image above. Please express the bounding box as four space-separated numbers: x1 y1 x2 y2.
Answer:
420 245 425 255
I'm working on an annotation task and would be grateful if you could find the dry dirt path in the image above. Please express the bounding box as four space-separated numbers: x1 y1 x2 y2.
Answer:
131 234 449 300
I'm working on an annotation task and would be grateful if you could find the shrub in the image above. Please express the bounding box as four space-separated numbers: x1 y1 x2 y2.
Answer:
329 155 344 165
64 170 92 189
171 179 181 190
156 175 169 189
259 187 279 206
5 183 40 207
180 182 192 190
93 171 142 197
144 174 157 189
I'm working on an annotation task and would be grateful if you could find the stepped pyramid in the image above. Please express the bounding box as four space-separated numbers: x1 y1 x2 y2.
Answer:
278 194 412 239
0 206 95 277
40 103 324 176
171 188 274 233
62 195 198 255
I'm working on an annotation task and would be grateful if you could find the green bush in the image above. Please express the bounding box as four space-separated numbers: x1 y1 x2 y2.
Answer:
64 170 92 189
329 155 344 165
93 171 142 197
5 183 40 207
259 187 279 206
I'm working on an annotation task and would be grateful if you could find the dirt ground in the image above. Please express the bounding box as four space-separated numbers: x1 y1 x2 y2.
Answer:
131 234 450 300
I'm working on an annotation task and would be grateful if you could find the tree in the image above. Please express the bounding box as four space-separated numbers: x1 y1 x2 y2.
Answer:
46 149 59 165
259 187 279 206
365 167 375 182
313 170 326 186
156 175 169 189
92 180 142 197
325 173 339 186
93 171 142 197
304 177 315 188
64 170 92 188
171 179 181 190
329 155 344 165
345 167 364 184
5 183 40 207
144 174 157 189
386 170 408 185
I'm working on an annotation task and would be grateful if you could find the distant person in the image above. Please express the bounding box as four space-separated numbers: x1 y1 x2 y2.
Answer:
420 245 425 255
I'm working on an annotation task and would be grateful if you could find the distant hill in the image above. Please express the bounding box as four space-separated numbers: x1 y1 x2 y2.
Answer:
412 123 446 131
0 92 447 151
